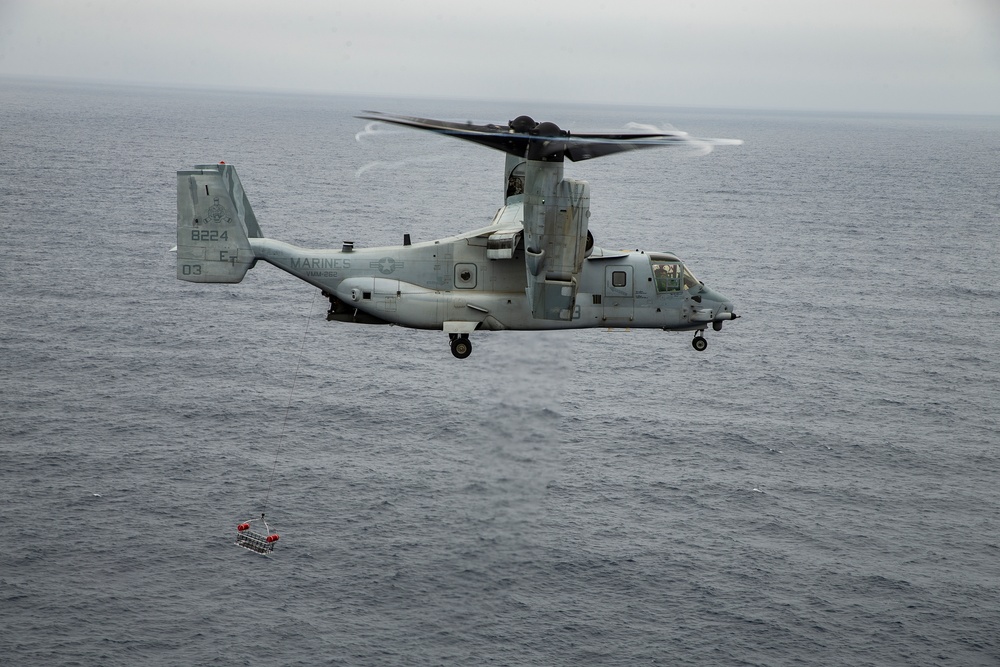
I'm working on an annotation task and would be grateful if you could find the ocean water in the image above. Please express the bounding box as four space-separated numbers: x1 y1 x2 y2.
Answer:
1 80 998 666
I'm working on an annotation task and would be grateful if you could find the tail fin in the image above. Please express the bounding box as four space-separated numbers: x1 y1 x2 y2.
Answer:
176 163 262 283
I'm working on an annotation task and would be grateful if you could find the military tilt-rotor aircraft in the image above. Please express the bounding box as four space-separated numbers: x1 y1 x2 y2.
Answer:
175 111 741 358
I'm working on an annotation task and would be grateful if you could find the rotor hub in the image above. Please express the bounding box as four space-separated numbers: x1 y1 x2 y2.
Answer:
532 121 563 137
508 115 536 133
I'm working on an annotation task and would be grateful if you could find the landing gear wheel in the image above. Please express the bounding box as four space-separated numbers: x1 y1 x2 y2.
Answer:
692 335 708 352
450 335 473 359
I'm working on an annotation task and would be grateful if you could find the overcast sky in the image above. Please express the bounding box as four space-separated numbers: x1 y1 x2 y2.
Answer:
1 0 998 114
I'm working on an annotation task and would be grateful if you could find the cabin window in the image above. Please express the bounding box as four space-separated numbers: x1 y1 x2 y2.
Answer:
611 271 628 288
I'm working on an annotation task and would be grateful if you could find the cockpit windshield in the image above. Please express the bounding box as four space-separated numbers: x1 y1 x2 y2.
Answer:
682 264 700 289
651 260 700 292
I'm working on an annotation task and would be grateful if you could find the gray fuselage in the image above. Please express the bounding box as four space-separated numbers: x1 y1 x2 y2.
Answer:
249 222 736 333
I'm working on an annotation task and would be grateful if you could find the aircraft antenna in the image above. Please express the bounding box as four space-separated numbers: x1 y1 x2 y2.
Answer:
235 291 318 554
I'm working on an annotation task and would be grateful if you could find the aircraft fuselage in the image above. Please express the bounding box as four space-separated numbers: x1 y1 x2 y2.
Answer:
249 224 736 334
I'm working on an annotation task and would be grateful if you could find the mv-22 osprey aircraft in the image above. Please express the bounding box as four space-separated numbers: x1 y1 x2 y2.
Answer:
176 112 741 358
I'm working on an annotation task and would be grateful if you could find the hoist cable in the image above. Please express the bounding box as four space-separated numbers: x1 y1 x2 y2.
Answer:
260 291 318 515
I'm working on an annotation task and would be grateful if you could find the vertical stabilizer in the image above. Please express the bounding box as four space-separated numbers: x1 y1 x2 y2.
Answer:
176 163 260 283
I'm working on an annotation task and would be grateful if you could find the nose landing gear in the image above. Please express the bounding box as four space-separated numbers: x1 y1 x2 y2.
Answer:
692 331 708 351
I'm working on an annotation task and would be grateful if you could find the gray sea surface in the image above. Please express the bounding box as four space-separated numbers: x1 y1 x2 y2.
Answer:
1 80 999 666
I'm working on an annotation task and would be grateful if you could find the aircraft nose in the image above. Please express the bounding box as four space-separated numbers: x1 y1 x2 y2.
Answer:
711 297 739 330
694 286 738 329
697 287 736 314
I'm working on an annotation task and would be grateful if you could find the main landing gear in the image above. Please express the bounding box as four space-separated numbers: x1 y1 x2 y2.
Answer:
450 333 472 359
692 331 708 352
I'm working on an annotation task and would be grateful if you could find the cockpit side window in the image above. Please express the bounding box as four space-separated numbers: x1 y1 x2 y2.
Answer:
652 262 682 292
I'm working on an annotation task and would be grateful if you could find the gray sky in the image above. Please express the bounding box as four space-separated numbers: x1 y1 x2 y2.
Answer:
1 0 998 114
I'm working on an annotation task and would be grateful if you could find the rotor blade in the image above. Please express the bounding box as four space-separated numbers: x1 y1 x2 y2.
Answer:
357 111 741 161
563 133 743 160
564 136 684 161
357 111 529 156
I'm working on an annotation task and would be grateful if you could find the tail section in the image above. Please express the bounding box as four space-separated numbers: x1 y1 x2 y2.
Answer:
176 163 262 283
